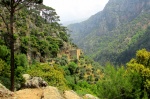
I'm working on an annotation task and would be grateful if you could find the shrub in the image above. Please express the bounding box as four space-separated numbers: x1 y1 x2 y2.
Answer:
15 54 28 68
0 45 10 60
96 64 134 99
27 63 68 90
68 62 78 75
0 58 10 89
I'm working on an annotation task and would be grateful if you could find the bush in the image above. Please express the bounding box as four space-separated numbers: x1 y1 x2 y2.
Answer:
0 45 10 60
0 58 10 89
15 54 29 68
127 49 150 98
65 75 76 89
27 63 68 90
96 64 134 99
75 81 95 96
68 62 78 75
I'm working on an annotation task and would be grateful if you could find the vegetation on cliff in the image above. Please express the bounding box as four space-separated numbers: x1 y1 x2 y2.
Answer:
0 2 102 96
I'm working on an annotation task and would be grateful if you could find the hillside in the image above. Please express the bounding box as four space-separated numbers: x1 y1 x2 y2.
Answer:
1 1 150 98
0 3 103 97
68 0 150 65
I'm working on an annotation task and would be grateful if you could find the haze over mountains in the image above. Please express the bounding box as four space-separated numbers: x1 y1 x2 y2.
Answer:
43 0 109 25
62 18 88 26
68 0 150 65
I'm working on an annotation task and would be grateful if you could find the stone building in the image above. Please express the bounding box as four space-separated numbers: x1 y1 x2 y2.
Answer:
69 49 82 60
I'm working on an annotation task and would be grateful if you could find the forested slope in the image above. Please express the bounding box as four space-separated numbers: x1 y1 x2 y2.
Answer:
68 0 150 65
0 2 150 98
0 4 102 94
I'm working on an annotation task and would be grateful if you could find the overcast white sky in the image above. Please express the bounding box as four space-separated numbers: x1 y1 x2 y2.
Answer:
43 0 109 24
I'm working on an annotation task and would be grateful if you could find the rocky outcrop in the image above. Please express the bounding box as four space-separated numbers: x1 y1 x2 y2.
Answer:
22 74 48 88
0 83 13 99
64 90 82 99
42 86 64 99
0 84 97 99
14 86 83 99
15 88 43 99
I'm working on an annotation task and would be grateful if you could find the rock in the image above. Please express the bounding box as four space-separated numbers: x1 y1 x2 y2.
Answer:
64 90 82 99
14 88 43 99
42 81 48 87
84 94 99 99
42 86 64 99
0 83 14 99
30 77 43 88
22 74 48 88
13 85 98 99
22 74 31 81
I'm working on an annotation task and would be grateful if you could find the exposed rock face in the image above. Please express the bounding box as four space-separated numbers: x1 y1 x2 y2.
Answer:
64 90 82 99
0 83 13 99
69 0 150 39
42 86 64 99
0 84 96 99
103 0 150 31
14 86 83 99
22 74 48 88
22 74 31 81
15 88 43 99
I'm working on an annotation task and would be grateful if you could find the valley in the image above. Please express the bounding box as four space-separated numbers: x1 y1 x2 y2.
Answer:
0 0 150 98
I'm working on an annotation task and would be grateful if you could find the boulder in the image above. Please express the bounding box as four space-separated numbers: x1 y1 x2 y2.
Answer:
0 83 13 99
42 86 64 99
22 74 48 88
64 90 82 99
22 74 31 81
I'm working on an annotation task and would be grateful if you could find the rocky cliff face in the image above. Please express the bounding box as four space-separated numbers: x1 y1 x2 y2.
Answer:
68 0 150 64
103 0 150 29
69 0 150 40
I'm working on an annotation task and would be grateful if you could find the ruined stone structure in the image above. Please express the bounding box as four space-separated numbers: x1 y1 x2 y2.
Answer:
69 49 82 60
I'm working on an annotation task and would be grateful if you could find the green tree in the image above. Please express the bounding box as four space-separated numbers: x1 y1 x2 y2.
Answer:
0 45 10 60
27 63 68 90
0 58 10 88
0 0 43 91
127 49 150 97
96 64 134 99
68 62 78 75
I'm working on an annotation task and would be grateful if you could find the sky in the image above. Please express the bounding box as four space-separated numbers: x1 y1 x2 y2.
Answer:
43 0 109 24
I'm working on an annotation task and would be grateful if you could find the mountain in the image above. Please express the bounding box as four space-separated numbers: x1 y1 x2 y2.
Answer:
68 0 150 65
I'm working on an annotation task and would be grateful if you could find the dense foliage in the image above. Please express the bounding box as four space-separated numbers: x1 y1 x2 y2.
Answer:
0 4 70 89
0 3 102 93
117 26 150 64
72 49 150 98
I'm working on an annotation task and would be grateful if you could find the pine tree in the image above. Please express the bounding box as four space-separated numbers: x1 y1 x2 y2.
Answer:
0 0 43 91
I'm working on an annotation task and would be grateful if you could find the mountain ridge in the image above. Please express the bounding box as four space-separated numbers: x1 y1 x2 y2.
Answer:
68 0 150 65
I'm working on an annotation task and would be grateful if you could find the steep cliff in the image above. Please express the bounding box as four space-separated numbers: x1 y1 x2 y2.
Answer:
68 0 150 65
